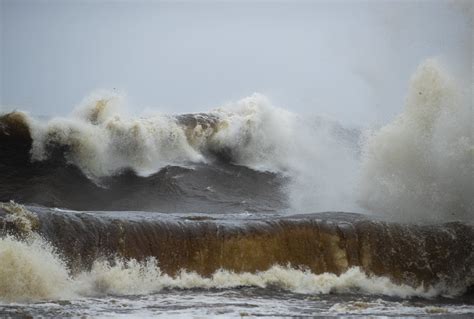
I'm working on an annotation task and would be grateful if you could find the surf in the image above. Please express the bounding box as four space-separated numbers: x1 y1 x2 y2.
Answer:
1 203 472 302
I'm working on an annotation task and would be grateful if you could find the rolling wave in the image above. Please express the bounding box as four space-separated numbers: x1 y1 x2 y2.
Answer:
0 94 357 213
1 203 472 302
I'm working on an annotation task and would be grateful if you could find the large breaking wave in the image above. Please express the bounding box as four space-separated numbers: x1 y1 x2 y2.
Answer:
0 58 471 219
0 235 448 302
1 203 472 303
0 93 359 213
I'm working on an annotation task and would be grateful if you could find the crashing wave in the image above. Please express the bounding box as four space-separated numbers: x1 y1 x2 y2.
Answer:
1 202 472 303
0 58 471 220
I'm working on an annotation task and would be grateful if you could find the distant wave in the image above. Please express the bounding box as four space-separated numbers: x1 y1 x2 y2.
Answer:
0 59 471 222
0 93 358 213
0 110 285 212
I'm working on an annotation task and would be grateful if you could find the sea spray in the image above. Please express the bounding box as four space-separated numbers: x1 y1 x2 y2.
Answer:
14 93 360 213
0 235 72 302
0 59 471 221
358 59 473 222
30 94 203 178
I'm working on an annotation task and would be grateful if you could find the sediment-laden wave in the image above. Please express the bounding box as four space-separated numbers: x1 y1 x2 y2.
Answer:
0 202 473 302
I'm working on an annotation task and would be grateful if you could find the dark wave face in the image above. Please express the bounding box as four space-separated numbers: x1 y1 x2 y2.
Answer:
0 111 286 212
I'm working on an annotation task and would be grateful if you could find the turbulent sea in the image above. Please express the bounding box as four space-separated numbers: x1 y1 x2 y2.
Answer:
0 60 473 318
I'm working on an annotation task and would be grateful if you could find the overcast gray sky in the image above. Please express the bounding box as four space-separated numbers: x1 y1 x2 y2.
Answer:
0 0 472 126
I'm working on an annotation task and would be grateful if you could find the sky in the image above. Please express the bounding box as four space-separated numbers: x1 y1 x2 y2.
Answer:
0 0 472 126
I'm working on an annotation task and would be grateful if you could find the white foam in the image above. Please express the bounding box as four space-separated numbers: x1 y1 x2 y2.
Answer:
328 300 474 316
0 236 72 302
29 93 204 178
29 93 301 177
210 94 360 212
77 259 442 299
0 201 39 234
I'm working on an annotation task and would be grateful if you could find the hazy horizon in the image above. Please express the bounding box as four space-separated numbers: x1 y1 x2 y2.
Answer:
1 0 472 127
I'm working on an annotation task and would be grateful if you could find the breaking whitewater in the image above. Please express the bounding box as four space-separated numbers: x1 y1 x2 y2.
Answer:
0 59 473 317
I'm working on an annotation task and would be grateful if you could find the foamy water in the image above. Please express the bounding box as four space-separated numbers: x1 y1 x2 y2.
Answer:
3 290 474 318
1 234 473 318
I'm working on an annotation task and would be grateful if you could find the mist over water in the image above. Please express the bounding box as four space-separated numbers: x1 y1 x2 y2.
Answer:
359 59 473 223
